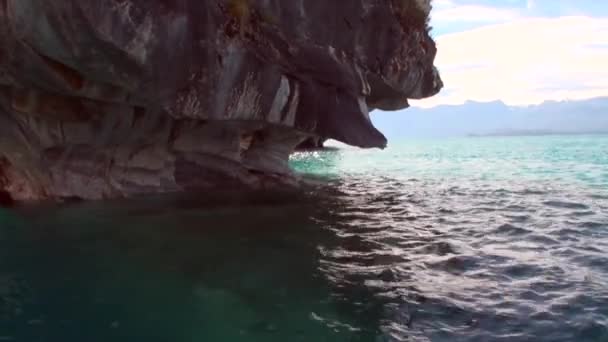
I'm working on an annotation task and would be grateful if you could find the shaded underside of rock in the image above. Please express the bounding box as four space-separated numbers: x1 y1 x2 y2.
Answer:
0 0 442 202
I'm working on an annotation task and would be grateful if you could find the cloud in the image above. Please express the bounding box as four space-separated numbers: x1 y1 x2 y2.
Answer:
427 1 526 36
412 16 608 107
527 0 535 10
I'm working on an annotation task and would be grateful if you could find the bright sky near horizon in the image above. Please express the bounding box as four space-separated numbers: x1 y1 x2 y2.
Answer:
411 0 608 108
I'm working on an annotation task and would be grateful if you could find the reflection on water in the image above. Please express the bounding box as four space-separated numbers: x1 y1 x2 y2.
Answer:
1 135 608 341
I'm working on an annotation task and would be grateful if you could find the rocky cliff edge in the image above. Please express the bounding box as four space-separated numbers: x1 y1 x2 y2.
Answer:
0 0 442 202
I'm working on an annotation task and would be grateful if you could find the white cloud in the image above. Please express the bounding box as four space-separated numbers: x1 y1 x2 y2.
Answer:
413 16 608 107
526 0 535 10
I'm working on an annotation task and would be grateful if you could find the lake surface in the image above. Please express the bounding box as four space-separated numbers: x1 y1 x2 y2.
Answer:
1 135 608 341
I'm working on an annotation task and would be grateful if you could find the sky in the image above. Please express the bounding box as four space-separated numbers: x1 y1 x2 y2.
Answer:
410 0 608 108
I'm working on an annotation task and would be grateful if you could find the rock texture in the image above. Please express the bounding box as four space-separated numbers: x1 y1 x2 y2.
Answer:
0 0 442 202
296 136 327 150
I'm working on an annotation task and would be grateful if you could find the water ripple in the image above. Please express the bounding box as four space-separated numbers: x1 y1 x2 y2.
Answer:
312 172 608 341
1 136 607 342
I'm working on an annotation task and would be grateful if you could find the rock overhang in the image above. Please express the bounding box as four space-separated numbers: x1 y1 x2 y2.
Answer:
0 0 442 201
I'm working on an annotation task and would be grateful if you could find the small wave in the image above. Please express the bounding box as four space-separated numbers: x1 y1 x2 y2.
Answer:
519 290 547 302
427 255 480 274
543 201 589 210
505 204 530 211
528 234 559 245
529 310 556 321
494 223 531 236
579 221 606 229
589 194 608 200
503 214 531 223
570 210 596 217
418 241 458 256
577 245 604 253
503 263 544 279
438 207 456 214
573 255 608 271
518 189 549 195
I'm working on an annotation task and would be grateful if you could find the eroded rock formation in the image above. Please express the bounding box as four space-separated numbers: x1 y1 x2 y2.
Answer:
0 0 442 202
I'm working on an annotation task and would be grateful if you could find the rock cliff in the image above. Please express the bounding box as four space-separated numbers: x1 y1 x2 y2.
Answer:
0 0 442 202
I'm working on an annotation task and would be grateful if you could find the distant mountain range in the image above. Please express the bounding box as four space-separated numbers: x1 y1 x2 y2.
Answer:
370 97 608 138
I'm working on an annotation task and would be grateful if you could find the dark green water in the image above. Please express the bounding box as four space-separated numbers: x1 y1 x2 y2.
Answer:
1 135 608 341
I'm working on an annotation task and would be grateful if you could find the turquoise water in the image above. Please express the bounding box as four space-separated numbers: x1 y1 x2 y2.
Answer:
1 135 608 341
292 135 608 188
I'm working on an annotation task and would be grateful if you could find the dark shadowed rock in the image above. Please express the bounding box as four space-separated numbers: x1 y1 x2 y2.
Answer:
0 0 441 201
296 136 326 150
0 190 13 207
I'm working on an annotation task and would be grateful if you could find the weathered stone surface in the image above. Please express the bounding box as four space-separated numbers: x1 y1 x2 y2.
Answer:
296 136 327 150
0 0 442 202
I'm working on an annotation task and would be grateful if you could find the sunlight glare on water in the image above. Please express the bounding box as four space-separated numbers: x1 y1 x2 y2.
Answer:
1 135 607 341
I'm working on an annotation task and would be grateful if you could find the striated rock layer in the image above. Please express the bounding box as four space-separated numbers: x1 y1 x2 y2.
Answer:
0 0 442 202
